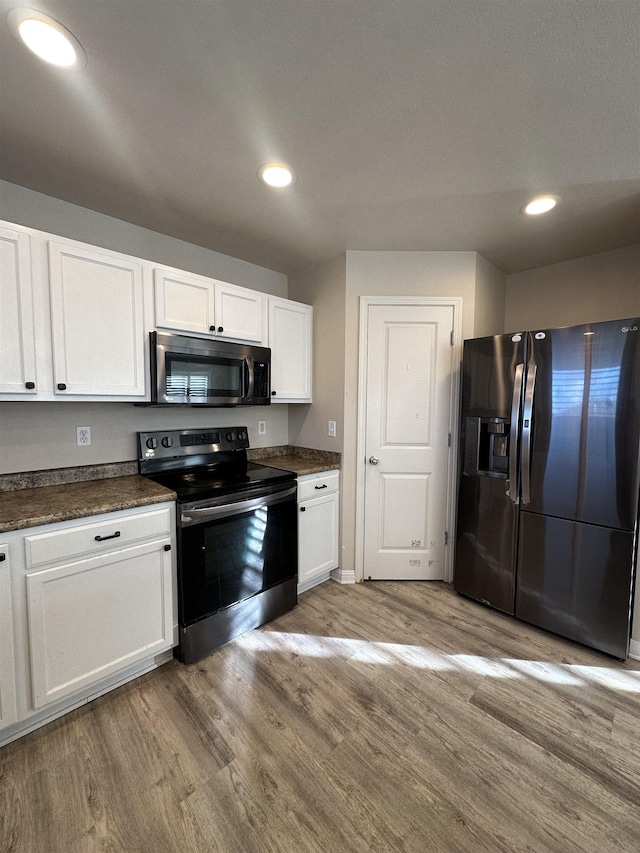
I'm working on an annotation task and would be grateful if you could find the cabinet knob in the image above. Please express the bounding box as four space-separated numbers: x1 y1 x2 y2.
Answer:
271 390 276 396
217 326 224 333
209 325 215 332
25 381 35 389
57 383 67 391
300 506 306 512
0 553 5 562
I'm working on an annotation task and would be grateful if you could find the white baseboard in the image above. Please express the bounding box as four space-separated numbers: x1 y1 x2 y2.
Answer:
331 566 356 584
629 638 640 661
298 571 332 594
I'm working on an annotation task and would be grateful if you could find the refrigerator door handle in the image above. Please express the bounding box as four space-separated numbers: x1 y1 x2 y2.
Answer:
521 362 538 505
507 363 524 503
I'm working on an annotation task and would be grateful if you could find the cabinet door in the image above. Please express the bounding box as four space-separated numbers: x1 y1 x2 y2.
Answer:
26 540 173 709
154 268 215 335
269 298 312 402
49 241 145 396
215 281 265 343
0 544 18 730
298 492 339 585
0 225 37 395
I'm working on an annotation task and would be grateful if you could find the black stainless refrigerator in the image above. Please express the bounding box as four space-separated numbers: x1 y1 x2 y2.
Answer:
454 318 640 659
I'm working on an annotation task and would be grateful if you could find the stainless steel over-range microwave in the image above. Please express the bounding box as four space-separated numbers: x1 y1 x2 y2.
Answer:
148 331 271 406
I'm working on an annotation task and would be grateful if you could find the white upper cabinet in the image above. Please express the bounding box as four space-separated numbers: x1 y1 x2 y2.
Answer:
215 281 265 343
154 267 266 344
49 240 146 397
268 297 313 403
154 268 215 335
0 225 37 395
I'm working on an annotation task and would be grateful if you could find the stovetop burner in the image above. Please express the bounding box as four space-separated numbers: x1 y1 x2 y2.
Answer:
137 426 295 501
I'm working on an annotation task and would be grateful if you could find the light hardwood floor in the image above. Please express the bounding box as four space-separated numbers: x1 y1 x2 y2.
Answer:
2 580 639 853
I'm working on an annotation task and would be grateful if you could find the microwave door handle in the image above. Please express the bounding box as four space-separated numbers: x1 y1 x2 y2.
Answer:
244 359 254 401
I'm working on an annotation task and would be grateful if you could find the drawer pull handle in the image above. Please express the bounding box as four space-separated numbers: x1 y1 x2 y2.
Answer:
314 484 328 490
95 531 121 542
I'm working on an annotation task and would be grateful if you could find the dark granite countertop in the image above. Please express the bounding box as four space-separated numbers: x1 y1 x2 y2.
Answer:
0 476 176 534
248 445 340 477
255 455 340 477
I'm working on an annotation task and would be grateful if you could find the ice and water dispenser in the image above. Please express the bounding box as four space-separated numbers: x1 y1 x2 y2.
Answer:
463 417 509 476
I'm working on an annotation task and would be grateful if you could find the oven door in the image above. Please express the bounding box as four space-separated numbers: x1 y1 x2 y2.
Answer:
177 483 297 628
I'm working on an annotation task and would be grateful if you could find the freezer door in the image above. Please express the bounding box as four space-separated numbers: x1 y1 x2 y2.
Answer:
516 512 635 659
454 333 525 613
525 319 640 530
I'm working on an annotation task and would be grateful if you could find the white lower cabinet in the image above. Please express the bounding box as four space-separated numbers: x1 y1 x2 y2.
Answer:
0 544 18 729
298 471 339 593
27 539 173 709
1 502 176 744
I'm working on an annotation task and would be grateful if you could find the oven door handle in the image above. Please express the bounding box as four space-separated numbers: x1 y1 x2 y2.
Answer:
180 484 297 524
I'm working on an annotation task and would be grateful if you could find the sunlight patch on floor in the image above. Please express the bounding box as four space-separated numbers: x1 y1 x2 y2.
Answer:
240 631 640 692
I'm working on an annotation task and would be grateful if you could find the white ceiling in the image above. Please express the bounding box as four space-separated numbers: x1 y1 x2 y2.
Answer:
1 0 639 275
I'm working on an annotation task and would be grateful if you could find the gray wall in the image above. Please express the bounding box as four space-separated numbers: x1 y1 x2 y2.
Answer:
288 254 347 452
504 244 640 331
474 254 506 337
0 181 288 296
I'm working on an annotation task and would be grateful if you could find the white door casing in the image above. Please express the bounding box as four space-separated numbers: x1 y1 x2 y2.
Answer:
356 298 462 582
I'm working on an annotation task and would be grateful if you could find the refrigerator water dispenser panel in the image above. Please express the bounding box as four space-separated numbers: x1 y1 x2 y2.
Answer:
464 417 509 476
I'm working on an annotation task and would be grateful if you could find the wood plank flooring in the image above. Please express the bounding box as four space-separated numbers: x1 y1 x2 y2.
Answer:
2 580 640 853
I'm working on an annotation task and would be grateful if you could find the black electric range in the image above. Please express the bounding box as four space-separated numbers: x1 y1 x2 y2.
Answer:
138 427 297 662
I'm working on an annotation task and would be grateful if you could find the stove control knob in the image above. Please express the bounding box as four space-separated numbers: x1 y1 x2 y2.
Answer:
146 438 158 449
161 436 174 448
238 430 247 441
226 431 235 441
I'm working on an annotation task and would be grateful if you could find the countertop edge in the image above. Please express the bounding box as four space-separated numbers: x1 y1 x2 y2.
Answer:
0 478 176 535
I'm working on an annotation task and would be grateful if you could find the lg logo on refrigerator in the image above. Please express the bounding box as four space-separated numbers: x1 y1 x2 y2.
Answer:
621 325 638 332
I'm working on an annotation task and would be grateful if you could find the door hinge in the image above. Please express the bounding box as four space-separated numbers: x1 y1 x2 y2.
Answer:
450 330 454 347
448 433 452 447
444 531 449 546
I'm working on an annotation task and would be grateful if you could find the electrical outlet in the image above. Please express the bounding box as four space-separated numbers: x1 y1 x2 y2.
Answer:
258 420 266 435
328 421 336 437
76 426 91 446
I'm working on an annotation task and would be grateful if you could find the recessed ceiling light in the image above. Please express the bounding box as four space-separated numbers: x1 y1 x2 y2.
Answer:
8 8 86 69
521 195 560 216
258 163 295 189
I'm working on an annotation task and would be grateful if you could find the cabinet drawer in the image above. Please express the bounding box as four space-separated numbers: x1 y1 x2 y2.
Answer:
25 508 172 568
298 471 339 501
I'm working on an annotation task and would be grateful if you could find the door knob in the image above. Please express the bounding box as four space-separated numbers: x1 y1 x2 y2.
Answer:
369 456 379 465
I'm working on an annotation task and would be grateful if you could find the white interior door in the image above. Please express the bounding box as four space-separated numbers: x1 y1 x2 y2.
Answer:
363 303 455 580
